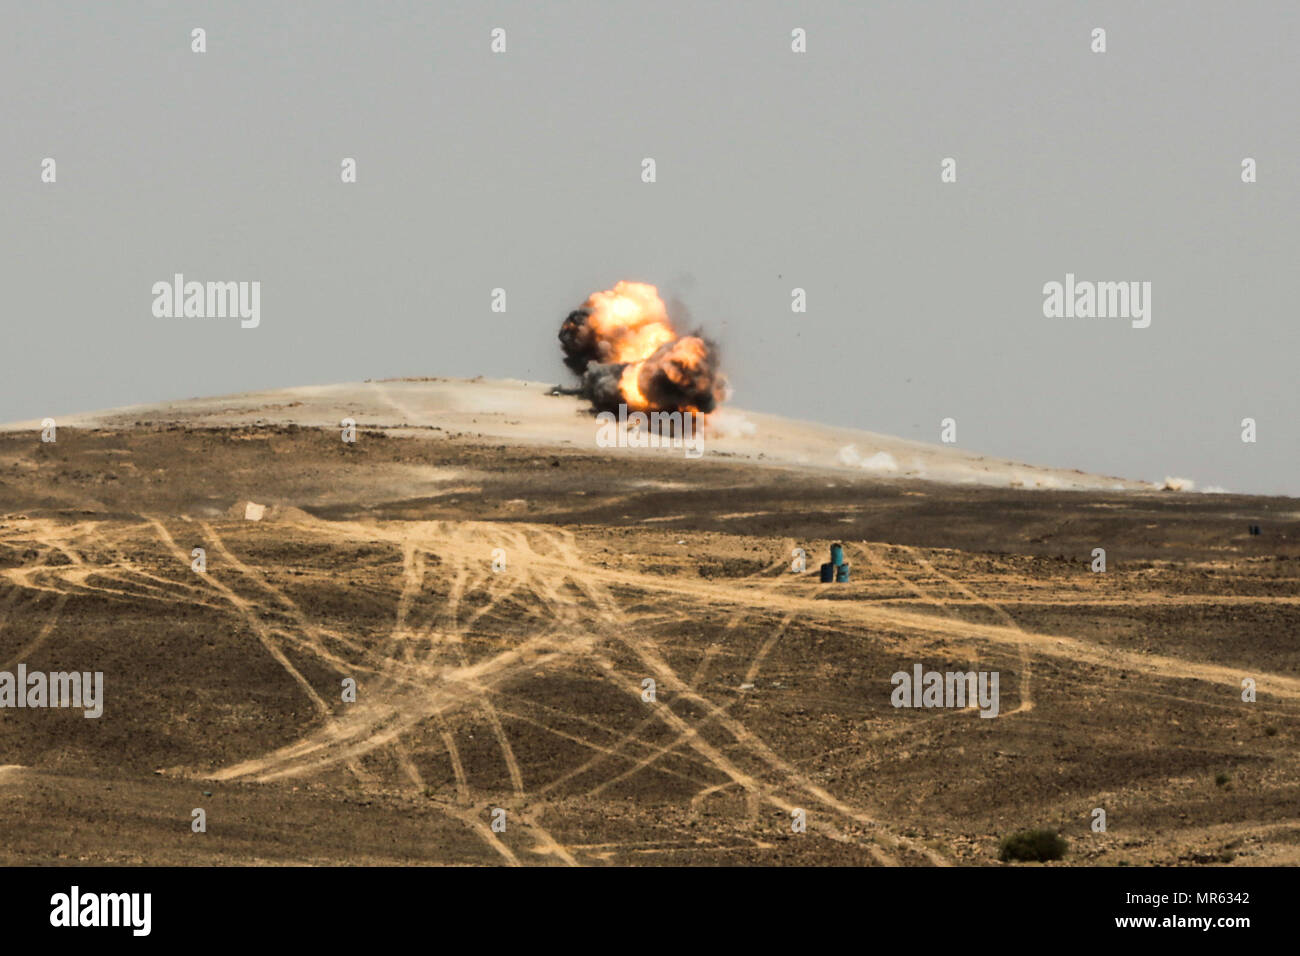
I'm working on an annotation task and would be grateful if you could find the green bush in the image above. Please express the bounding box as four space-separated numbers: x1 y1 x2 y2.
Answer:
998 828 1068 863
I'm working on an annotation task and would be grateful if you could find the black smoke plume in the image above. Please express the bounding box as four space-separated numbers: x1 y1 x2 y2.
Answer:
559 306 725 414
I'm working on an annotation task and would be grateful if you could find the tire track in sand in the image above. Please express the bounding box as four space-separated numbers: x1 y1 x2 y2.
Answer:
537 527 946 866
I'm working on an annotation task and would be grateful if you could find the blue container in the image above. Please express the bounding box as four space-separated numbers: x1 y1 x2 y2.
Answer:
830 543 845 566
819 562 834 583
835 562 851 583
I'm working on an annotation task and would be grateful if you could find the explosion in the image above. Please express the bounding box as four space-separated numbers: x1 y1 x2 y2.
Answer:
558 281 726 415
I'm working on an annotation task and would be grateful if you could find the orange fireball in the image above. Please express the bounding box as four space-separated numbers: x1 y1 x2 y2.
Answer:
583 281 677 365
559 281 726 415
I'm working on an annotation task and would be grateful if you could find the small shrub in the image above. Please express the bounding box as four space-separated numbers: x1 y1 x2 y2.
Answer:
1215 772 1230 787
999 828 1068 863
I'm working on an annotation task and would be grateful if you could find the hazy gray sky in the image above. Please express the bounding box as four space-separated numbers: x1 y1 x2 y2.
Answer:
4 1 1297 493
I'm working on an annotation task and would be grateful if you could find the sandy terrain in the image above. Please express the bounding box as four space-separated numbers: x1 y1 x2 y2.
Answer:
0 378 1295 866
2 378 1154 491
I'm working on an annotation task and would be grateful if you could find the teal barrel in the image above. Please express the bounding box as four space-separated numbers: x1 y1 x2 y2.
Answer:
835 562 851 583
820 562 835 583
830 543 845 566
